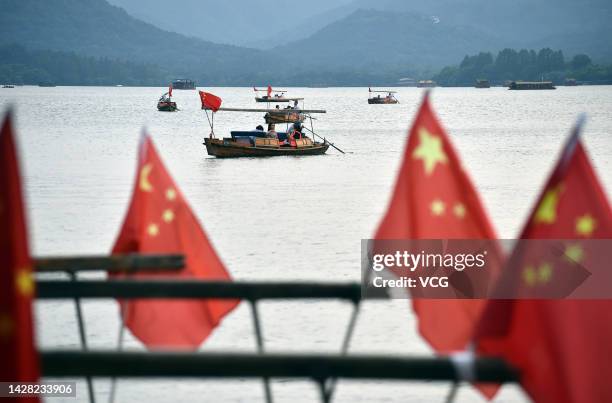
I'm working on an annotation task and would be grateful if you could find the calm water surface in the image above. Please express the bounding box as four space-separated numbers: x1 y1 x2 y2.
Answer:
2 86 612 402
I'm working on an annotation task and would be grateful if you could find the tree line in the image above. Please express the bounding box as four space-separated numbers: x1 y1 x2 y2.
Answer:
434 48 612 86
0 44 171 86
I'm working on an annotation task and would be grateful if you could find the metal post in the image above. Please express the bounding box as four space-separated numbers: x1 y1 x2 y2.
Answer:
249 301 273 403
68 272 95 403
316 378 331 403
108 297 128 403
323 301 361 402
445 383 459 403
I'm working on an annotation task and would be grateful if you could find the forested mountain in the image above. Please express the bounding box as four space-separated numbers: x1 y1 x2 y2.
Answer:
103 0 612 64
0 0 272 85
1 0 610 85
105 0 353 47
273 9 501 70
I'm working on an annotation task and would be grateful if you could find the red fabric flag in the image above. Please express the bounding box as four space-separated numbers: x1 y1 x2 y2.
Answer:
0 113 40 402
168 84 172 98
476 121 612 403
375 93 501 353
198 90 222 112
112 134 238 349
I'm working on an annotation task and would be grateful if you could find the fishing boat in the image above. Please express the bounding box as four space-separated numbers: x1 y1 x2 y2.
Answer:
564 78 578 86
201 100 336 158
475 79 491 88
172 79 196 90
253 86 303 103
368 88 399 104
417 80 437 88
157 87 178 112
508 81 556 90
2 84 14 88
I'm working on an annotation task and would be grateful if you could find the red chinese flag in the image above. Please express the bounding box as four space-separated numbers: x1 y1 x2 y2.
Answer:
112 134 238 349
168 84 172 98
0 113 40 402
198 90 222 112
476 122 612 403
375 93 501 353
267 85 272 97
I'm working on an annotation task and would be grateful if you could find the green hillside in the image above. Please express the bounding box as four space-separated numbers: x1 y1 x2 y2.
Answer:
0 0 271 85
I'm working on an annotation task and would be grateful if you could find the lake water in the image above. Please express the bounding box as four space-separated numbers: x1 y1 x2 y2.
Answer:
2 86 612 402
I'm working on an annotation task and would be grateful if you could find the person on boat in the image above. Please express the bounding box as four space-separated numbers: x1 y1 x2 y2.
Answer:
266 123 277 139
288 122 303 147
293 100 299 109
256 125 264 131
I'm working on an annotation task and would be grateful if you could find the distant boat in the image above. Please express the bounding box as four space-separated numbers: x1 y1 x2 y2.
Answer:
417 80 437 88
253 86 303 103
2 84 15 88
508 81 556 90
172 79 196 90
564 78 578 86
475 79 491 88
397 78 417 87
368 88 399 104
157 85 178 112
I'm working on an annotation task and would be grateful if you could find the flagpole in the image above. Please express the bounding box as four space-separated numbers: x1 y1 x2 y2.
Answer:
69 271 96 403
204 109 214 138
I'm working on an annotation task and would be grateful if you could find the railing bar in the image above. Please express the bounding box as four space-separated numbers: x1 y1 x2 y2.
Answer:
34 254 184 273
39 351 519 382
35 280 371 301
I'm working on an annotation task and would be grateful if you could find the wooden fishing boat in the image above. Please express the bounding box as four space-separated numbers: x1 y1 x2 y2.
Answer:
204 137 329 158
157 100 178 112
201 102 339 158
368 88 399 104
157 91 177 112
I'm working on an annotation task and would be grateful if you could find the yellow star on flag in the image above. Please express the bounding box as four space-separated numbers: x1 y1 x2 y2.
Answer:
16 269 34 297
412 128 448 175
538 263 553 283
564 244 585 263
453 203 466 219
147 223 159 237
576 214 596 237
139 163 154 192
166 188 177 201
0 313 14 339
162 209 175 223
430 199 445 216
534 187 562 224
523 266 537 287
